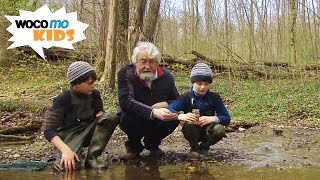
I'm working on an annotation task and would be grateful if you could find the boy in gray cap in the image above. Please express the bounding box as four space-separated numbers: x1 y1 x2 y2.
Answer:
44 61 119 171
167 63 231 159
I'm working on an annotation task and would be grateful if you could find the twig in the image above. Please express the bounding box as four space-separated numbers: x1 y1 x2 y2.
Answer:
1 112 26 123
0 124 42 135
0 134 32 141
218 42 249 65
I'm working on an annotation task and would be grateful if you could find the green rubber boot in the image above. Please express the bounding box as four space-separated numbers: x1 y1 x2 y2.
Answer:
85 112 119 169
200 124 225 154
182 122 202 159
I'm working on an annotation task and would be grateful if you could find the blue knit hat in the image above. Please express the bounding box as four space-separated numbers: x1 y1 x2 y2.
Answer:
67 61 95 85
190 63 213 83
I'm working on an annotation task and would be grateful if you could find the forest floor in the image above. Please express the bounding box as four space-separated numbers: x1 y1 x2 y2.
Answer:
0 59 319 169
0 111 319 170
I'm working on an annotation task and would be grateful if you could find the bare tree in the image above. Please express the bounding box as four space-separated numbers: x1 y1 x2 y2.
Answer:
95 0 109 77
249 0 255 62
102 0 119 90
128 0 146 55
143 0 161 42
117 0 130 69
224 0 231 78
289 0 298 63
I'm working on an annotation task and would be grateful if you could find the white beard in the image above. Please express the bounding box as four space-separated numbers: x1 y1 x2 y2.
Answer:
138 71 156 81
138 71 156 88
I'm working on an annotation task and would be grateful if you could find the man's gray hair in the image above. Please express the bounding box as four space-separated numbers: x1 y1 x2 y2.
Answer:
131 41 161 64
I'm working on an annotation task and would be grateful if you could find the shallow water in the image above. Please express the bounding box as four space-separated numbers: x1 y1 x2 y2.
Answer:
1 164 320 180
1 126 320 179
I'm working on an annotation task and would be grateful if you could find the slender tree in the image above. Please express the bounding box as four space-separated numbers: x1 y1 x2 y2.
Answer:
102 0 119 90
289 0 298 63
128 0 146 55
143 0 161 42
95 0 109 77
117 0 130 69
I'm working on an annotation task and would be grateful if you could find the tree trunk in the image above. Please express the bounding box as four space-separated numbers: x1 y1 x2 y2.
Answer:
128 0 146 55
249 0 254 62
205 0 212 36
276 0 281 59
117 0 130 69
143 0 161 42
95 0 109 77
311 0 319 60
289 0 298 64
224 0 231 78
102 0 119 90
190 0 195 50
195 0 200 50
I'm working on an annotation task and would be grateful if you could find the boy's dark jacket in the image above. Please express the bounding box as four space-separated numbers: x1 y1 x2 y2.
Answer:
44 89 103 141
167 89 231 126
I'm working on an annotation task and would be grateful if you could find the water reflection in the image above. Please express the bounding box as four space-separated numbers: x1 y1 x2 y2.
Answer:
59 171 76 180
124 160 164 180
1 163 320 179
184 162 214 180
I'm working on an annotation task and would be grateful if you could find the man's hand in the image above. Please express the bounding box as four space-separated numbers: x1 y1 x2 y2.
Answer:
151 101 168 108
152 108 178 121
178 113 198 123
196 116 216 127
60 148 80 172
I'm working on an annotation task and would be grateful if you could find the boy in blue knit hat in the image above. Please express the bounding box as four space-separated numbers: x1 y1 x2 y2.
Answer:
167 63 231 158
44 61 119 171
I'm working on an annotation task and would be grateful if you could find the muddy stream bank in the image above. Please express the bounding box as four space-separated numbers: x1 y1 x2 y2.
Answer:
0 121 320 179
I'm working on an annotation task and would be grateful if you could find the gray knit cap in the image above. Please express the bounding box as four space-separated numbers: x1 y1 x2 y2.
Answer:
190 63 213 83
67 61 95 84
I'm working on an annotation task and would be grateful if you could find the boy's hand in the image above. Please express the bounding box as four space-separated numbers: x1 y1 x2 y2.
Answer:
60 148 79 172
196 116 216 127
178 113 197 123
96 111 104 117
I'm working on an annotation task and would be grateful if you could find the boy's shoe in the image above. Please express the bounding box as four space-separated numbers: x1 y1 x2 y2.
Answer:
85 159 108 169
149 148 165 158
199 149 210 159
188 151 200 160
119 151 139 160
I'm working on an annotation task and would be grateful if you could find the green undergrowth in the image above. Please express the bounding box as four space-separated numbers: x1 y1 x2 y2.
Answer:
173 71 320 125
1 60 319 126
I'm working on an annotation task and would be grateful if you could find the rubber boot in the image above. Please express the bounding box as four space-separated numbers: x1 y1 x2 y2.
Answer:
182 122 202 159
200 124 225 157
85 112 119 169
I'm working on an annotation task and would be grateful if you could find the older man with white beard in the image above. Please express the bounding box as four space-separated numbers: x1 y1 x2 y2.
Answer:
117 41 179 160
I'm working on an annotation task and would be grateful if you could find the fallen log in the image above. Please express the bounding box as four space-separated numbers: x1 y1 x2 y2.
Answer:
0 124 41 135
305 65 320 71
264 62 288 68
17 46 98 60
228 121 258 130
0 134 32 141
162 54 196 66
191 50 228 71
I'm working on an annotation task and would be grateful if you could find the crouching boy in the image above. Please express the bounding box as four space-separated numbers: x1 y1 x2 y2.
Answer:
43 61 119 171
167 63 231 158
